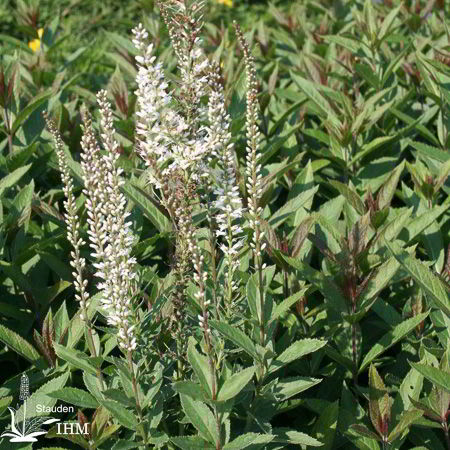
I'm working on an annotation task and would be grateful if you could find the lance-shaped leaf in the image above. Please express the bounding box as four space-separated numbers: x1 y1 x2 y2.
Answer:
290 71 340 125
272 428 323 446
0 323 44 369
270 286 309 323
187 338 213 399
209 320 260 361
290 216 315 258
122 181 172 233
216 366 255 402
53 342 100 376
223 432 274 449
408 362 450 394
385 240 450 317
349 424 382 442
358 257 400 309
329 181 365 215
369 364 391 441
268 338 327 375
99 400 137 430
171 436 215 449
280 255 348 314
359 312 429 373
387 409 423 443
311 400 339 450
48 387 98 409
409 397 441 422
179 395 218 445
275 376 322 401
376 161 405 210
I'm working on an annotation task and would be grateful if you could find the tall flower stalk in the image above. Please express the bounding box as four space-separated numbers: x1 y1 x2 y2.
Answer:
44 112 105 389
80 92 145 440
208 65 245 316
234 23 266 348
132 2 213 381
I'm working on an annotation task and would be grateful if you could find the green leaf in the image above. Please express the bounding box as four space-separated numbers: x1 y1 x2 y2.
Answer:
83 372 104 401
329 181 365 215
246 273 260 325
171 436 215 450
122 181 172 233
187 338 213 399
0 164 32 196
180 395 218 444
400 203 449 245
359 257 401 309
223 433 274 449
105 31 138 55
66 293 100 348
359 312 430 373
217 366 255 402
352 136 396 165
0 323 44 368
0 260 32 293
0 395 12 417
349 424 381 442
268 186 319 228
322 35 363 54
0 33 34 52
369 364 391 437
280 256 348 314
53 342 99 376
376 161 405 210
209 320 260 361
385 240 450 317
271 287 309 323
387 409 423 443
354 63 379 90
311 400 339 450
396 365 423 413
6 142 37 171
290 71 340 124
324 345 355 372
104 52 137 78
409 141 450 163
408 397 441 422
377 3 402 43
268 339 327 375
272 427 323 446
11 92 52 136
275 376 322 401
409 362 450 393
172 381 208 402
111 440 142 450
47 387 98 409
100 399 138 430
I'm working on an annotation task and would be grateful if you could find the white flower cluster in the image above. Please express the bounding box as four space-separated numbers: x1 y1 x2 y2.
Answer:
80 91 138 352
44 113 91 320
132 23 210 186
235 23 265 257
207 67 245 302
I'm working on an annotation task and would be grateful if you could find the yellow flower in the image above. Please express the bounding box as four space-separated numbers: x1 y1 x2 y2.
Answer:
217 0 232 7
28 28 44 52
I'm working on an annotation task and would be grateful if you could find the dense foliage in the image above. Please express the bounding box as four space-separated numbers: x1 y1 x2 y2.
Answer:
0 0 449 449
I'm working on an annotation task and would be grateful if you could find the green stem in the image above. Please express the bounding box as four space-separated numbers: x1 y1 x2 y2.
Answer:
443 420 450 450
85 320 105 391
2 107 13 155
127 350 147 446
